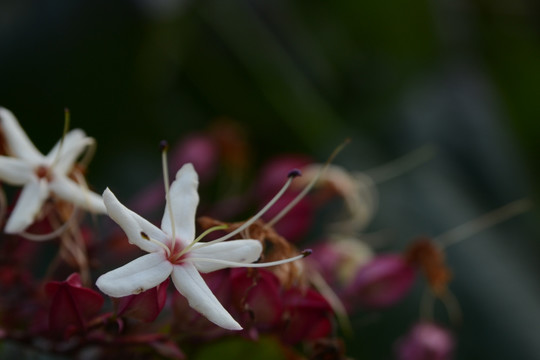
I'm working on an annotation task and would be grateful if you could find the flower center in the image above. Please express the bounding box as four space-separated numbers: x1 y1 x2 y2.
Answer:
35 165 53 181
167 239 189 264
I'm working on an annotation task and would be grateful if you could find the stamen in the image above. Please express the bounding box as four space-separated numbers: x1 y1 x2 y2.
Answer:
20 206 79 241
435 198 533 249
186 249 312 268
178 224 229 258
195 172 298 249
51 108 71 168
266 139 350 228
160 140 177 253
310 270 353 336
141 231 171 257
77 137 97 171
365 144 436 184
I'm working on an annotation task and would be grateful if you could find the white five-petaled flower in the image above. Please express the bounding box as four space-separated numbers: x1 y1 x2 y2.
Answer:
96 163 265 330
0 107 106 234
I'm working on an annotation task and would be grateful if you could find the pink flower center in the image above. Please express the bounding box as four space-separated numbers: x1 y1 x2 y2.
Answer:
166 240 189 265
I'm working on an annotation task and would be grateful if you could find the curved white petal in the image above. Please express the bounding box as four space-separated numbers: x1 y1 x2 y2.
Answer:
0 156 35 185
103 188 168 253
0 108 43 163
46 129 93 175
171 263 241 330
50 176 106 214
96 252 172 297
161 163 199 246
4 179 48 234
190 240 263 273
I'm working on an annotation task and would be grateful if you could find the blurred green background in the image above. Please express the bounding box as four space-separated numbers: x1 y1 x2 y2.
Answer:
1 0 540 359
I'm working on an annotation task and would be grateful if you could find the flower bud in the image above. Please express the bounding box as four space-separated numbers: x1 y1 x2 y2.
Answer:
346 254 416 309
395 322 455 360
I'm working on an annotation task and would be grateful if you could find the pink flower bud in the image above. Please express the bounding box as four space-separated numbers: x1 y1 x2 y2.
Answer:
395 322 455 360
346 254 416 309
171 134 218 183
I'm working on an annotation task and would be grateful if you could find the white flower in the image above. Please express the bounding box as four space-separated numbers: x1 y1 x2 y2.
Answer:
96 163 264 330
0 107 106 234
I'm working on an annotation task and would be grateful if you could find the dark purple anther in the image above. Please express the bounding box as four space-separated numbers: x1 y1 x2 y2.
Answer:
288 168 302 178
302 249 313 257
159 140 169 152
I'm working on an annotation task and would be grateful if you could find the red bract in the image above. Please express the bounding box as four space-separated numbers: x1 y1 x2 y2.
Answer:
45 273 104 339
395 322 455 360
281 288 333 345
261 191 313 243
116 279 170 323
346 254 416 309
230 269 283 331
171 270 231 340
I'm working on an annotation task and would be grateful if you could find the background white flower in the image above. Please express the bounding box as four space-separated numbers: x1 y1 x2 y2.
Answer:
0 107 105 234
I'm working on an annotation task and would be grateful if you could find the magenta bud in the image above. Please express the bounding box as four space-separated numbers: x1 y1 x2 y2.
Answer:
288 168 302 178
395 322 455 360
347 254 416 309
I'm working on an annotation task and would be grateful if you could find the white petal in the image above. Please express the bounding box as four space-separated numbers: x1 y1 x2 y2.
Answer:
49 176 106 213
45 129 94 175
0 156 35 185
171 263 242 330
190 240 263 273
103 188 168 253
4 179 48 234
161 163 199 246
96 252 172 297
0 108 43 163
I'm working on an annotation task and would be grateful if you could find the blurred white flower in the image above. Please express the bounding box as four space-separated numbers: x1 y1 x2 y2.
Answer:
0 107 105 234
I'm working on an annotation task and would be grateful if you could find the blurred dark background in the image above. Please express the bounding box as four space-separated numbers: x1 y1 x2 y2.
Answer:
1 0 540 359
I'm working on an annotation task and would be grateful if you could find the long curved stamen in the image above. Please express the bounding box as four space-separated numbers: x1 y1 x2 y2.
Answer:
187 249 312 268
20 206 79 241
435 198 533 249
266 139 350 228
195 170 301 249
141 231 171 257
160 141 176 253
51 108 71 168
178 224 229 258
77 137 97 171
310 270 353 337
364 144 436 184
